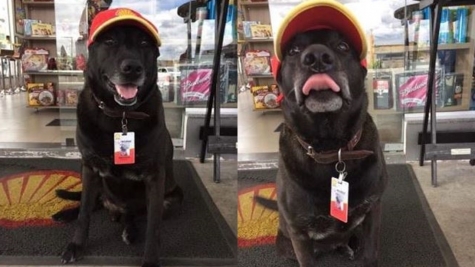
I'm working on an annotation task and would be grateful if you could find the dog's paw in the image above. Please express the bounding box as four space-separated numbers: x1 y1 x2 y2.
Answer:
337 245 355 260
60 243 83 264
276 230 297 261
141 262 161 267
122 224 138 245
162 186 184 219
52 207 80 223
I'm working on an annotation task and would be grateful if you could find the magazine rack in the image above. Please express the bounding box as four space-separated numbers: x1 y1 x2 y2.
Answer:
418 0 475 186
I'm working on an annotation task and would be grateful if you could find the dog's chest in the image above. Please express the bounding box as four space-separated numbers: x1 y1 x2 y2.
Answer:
93 165 147 181
302 212 366 242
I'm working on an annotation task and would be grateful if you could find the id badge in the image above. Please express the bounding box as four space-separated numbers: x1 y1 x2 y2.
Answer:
330 177 349 223
114 132 135 165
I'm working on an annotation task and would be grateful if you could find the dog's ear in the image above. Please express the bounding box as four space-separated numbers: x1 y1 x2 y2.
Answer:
360 59 368 77
271 55 282 83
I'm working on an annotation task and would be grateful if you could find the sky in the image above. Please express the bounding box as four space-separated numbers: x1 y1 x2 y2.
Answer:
109 0 234 61
53 0 234 61
268 0 420 46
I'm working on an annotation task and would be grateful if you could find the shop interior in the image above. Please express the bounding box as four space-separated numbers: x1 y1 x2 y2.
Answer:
237 0 475 266
0 0 238 161
0 0 475 266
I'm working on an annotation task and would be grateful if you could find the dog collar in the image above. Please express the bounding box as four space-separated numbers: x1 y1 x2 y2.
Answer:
294 128 374 164
92 94 150 120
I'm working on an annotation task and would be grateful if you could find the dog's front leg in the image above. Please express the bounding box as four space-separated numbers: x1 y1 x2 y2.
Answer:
289 232 317 267
142 168 166 267
362 200 383 267
61 165 100 264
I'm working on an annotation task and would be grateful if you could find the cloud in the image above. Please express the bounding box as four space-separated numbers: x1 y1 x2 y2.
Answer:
268 0 420 46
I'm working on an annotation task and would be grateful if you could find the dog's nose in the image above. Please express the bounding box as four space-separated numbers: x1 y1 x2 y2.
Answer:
120 60 144 75
301 45 334 73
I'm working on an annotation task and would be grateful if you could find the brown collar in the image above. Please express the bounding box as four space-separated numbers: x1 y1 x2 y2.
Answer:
295 128 374 164
93 94 150 120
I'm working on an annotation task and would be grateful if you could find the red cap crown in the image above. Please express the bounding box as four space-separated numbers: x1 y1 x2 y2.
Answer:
88 8 161 47
271 0 368 79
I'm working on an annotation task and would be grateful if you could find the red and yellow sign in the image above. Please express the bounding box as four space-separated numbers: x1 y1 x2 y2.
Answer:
237 183 279 248
0 170 82 228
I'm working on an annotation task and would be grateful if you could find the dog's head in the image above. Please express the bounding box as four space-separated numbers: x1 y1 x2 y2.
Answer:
273 0 368 115
86 8 161 107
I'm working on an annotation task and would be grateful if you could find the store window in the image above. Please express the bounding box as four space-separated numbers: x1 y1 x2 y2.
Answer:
7 0 237 149
267 0 475 150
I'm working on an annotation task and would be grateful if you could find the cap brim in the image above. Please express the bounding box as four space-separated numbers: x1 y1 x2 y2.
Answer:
89 15 161 47
274 0 367 62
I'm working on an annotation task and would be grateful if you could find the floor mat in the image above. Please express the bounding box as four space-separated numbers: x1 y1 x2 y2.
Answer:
0 158 236 266
237 164 459 267
45 119 77 127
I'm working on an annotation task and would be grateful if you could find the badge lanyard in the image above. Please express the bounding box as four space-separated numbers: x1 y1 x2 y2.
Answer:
114 112 135 165
330 149 349 223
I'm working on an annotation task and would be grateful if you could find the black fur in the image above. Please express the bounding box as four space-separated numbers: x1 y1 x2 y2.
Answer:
268 29 388 267
59 25 183 267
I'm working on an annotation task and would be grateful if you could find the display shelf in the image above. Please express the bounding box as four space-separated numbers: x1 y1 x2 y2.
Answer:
24 70 84 76
375 42 472 54
15 33 56 41
27 105 76 110
241 1 269 7
22 1 54 6
253 108 281 112
239 38 273 43
248 74 273 78
163 102 237 109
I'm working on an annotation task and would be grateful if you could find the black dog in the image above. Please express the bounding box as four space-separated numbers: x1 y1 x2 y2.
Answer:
58 23 183 267
259 29 388 267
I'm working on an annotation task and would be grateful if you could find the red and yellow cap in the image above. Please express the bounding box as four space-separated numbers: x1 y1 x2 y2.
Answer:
272 0 367 79
88 8 161 47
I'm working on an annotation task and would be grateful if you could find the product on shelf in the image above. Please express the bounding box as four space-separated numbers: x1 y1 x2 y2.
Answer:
243 50 271 76
23 19 39 36
242 21 260 39
443 73 464 106
372 72 393 110
64 89 79 106
177 63 228 105
251 84 281 110
395 70 444 111
250 24 272 39
31 22 54 37
27 82 55 106
21 48 49 72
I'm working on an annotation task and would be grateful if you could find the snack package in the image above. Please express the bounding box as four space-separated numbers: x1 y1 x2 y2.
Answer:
27 83 45 106
65 89 79 106
22 48 49 72
31 22 54 36
243 50 271 76
250 24 272 39
251 85 280 109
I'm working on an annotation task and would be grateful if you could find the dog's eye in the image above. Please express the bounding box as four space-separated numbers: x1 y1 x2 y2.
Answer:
140 40 150 46
337 42 349 52
288 46 300 56
104 39 117 46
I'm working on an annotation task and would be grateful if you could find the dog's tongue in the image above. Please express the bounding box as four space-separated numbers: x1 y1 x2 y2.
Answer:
302 74 340 95
115 84 138 99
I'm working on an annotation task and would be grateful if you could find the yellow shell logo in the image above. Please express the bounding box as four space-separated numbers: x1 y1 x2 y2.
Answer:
115 9 135 17
0 170 82 228
238 183 279 247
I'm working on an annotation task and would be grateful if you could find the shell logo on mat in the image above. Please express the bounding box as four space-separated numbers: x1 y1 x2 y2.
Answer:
0 170 82 228
238 183 279 248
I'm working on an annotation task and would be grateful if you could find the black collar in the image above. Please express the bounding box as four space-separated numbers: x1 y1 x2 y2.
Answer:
289 126 374 164
91 89 155 120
